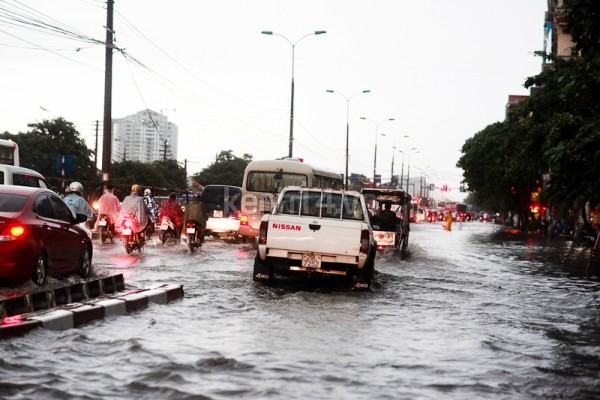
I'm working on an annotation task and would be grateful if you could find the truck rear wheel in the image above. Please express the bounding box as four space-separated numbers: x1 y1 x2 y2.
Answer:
253 255 273 284
353 256 374 290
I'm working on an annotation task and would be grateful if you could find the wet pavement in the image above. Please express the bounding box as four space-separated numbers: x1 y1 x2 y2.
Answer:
1 222 599 399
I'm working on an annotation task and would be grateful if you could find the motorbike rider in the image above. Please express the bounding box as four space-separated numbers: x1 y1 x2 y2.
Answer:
183 193 209 234
117 184 150 237
159 192 184 238
143 188 159 222
95 184 121 230
64 181 95 221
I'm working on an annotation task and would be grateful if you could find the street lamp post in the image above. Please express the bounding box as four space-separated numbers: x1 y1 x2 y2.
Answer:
326 89 371 190
400 147 419 193
381 134 409 186
262 30 326 158
360 117 394 187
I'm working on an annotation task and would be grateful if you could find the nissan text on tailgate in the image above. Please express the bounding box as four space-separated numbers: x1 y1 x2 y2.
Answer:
253 186 376 289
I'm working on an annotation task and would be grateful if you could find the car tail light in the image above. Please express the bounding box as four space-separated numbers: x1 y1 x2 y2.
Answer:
239 214 249 226
360 229 370 254
0 225 26 241
258 220 268 245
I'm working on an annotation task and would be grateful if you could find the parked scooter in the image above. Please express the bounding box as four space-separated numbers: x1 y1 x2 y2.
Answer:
158 216 179 245
120 216 145 254
97 213 116 243
185 220 204 253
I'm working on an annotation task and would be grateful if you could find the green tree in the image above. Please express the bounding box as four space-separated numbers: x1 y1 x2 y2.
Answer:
193 151 252 187
110 159 186 195
459 0 600 229
1 118 97 187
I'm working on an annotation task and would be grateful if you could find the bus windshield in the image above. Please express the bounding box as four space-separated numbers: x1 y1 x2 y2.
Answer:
0 139 19 166
246 171 307 193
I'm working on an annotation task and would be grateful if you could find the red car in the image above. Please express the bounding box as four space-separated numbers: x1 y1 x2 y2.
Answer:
0 186 93 285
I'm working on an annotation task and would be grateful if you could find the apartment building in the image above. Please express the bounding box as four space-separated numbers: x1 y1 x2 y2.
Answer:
111 109 178 163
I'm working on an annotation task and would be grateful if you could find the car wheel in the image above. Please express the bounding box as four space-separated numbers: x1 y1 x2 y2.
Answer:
79 246 92 278
32 253 48 286
253 255 273 284
353 256 374 290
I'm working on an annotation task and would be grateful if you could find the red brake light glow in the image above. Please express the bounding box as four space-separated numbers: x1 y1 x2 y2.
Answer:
0 225 26 241
10 226 25 237
239 214 249 226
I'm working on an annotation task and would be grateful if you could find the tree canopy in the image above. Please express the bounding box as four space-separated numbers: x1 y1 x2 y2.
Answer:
458 0 600 229
193 150 252 187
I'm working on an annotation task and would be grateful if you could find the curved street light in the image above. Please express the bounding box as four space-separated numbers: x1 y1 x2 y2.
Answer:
325 89 371 190
381 133 409 186
262 30 327 158
398 147 419 192
360 117 395 186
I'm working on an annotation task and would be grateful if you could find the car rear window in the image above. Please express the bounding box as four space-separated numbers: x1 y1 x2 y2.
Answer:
12 173 49 188
0 193 28 212
201 187 241 207
278 190 364 220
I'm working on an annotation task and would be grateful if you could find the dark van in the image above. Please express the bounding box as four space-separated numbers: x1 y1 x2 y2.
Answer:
200 185 242 239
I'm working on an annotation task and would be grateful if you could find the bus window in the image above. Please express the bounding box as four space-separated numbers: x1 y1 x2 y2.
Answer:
247 171 307 193
0 139 19 166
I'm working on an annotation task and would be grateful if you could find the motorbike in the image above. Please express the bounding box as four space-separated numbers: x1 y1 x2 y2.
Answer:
97 213 115 243
185 220 204 253
159 216 179 245
146 215 156 239
572 222 598 247
120 216 145 254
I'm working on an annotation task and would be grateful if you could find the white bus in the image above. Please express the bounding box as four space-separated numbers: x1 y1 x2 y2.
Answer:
239 158 343 239
0 139 19 166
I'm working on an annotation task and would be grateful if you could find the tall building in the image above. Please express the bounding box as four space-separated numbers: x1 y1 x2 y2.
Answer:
544 0 576 61
111 110 178 163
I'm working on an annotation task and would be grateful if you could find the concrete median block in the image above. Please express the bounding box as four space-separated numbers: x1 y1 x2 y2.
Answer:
1 275 182 339
31 309 74 331
120 292 150 313
162 284 184 303
142 288 168 305
0 318 42 339
72 304 104 327
2 296 29 317
96 298 127 317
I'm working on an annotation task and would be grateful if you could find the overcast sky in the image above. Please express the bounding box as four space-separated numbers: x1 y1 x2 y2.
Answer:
0 0 547 200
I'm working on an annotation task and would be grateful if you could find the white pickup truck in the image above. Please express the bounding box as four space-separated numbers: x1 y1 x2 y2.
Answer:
253 186 377 289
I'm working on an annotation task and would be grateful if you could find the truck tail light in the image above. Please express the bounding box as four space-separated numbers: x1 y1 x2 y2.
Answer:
258 220 268 245
360 229 370 254
239 214 249 226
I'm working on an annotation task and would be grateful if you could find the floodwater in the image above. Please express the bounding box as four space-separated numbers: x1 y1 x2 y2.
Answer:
1 222 599 400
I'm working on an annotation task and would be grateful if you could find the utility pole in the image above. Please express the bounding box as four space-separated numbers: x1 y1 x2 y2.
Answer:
101 0 114 187
94 120 99 170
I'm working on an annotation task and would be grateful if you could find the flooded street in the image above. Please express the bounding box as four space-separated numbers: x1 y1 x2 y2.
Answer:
1 222 600 399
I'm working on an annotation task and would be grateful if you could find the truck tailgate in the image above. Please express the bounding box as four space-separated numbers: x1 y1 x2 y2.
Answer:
265 215 363 256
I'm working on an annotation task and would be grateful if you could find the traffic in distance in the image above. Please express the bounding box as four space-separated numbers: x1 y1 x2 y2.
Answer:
1 147 492 291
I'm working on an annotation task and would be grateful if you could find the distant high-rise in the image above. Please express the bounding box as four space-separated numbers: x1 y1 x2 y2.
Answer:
111 110 178 163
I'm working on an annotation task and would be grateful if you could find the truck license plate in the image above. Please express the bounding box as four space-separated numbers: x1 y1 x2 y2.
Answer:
213 210 223 218
302 253 321 269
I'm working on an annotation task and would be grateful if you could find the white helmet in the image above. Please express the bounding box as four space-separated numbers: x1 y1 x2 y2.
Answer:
144 188 151 196
68 181 84 195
